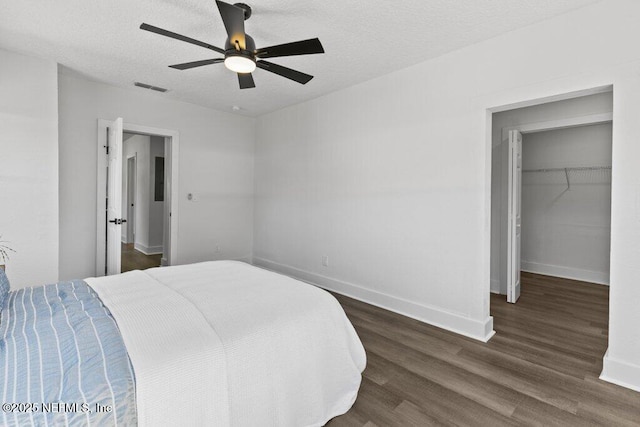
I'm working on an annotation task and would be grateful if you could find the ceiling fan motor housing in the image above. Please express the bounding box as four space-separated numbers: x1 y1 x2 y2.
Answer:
225 34 255 53
225 33 256 60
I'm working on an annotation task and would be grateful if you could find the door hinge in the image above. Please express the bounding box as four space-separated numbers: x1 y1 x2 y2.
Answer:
105 126 110 155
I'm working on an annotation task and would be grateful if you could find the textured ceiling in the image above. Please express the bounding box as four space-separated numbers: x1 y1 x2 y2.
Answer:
0 0 599 116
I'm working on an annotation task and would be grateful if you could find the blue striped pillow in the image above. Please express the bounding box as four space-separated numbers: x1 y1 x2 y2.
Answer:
0 268 9 310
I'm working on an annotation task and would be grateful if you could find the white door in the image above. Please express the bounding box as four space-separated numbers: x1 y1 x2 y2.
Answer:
507 129 522 303
106 118 124 275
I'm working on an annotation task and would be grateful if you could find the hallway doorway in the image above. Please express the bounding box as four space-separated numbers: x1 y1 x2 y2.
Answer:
96 120 179 276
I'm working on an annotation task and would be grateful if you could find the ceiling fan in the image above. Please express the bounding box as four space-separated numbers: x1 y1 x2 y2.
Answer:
140 0 325 89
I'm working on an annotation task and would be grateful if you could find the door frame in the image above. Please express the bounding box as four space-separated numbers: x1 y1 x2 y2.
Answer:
501 112 613 140
480 83 613 343
96 120 180 276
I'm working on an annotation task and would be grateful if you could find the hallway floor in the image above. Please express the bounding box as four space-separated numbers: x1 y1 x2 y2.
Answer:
121 243 161 273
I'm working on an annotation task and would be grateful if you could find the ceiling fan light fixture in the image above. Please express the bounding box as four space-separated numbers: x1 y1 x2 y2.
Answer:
224 54 256 73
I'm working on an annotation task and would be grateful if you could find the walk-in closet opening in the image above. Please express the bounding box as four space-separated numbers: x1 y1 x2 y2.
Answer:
490 90 613 298
489 89 613 355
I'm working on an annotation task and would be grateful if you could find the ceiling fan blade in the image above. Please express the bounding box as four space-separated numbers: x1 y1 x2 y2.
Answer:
216 1 246 49
140 23 225 54
238 73 256 89
255 38 325 59
169 58 224 70
256 60 313 85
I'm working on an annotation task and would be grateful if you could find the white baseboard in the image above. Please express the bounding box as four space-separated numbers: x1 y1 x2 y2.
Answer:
253 257 495 343
600 349 640 392
521 261 609 285
134 243 163 256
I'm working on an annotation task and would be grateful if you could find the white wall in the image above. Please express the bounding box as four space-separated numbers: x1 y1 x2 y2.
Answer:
490 92 613 293
0 49 59 289
253 0 640 390
58 72 255 280
521 124 612 284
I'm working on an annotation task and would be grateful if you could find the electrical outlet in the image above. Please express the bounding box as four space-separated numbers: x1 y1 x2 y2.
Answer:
215 245 221 253
321 255 329 267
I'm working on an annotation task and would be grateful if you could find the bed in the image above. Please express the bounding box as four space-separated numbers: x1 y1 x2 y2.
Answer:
0 261 366 426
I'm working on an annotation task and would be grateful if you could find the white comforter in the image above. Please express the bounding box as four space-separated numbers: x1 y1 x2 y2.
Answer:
86 261 366 426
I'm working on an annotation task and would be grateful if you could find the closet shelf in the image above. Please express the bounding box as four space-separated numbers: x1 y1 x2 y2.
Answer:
522 166 611 190
522 166 611 173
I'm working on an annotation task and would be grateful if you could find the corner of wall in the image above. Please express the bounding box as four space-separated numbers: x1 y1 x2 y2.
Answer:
490 279 501 294
600 350 640 393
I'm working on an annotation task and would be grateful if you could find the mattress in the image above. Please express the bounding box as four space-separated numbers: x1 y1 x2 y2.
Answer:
86 260 366 426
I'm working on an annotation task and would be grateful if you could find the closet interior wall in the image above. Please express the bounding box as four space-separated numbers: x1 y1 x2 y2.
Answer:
520 123 612 285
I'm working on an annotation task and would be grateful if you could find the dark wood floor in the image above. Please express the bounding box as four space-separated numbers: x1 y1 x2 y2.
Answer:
121 243 162 273
328 272 640 426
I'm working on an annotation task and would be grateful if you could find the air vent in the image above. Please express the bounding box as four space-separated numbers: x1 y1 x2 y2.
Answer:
134 82 168 93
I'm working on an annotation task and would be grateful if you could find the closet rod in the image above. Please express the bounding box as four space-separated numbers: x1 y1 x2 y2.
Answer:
522 166 611 173
522 165 611 190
